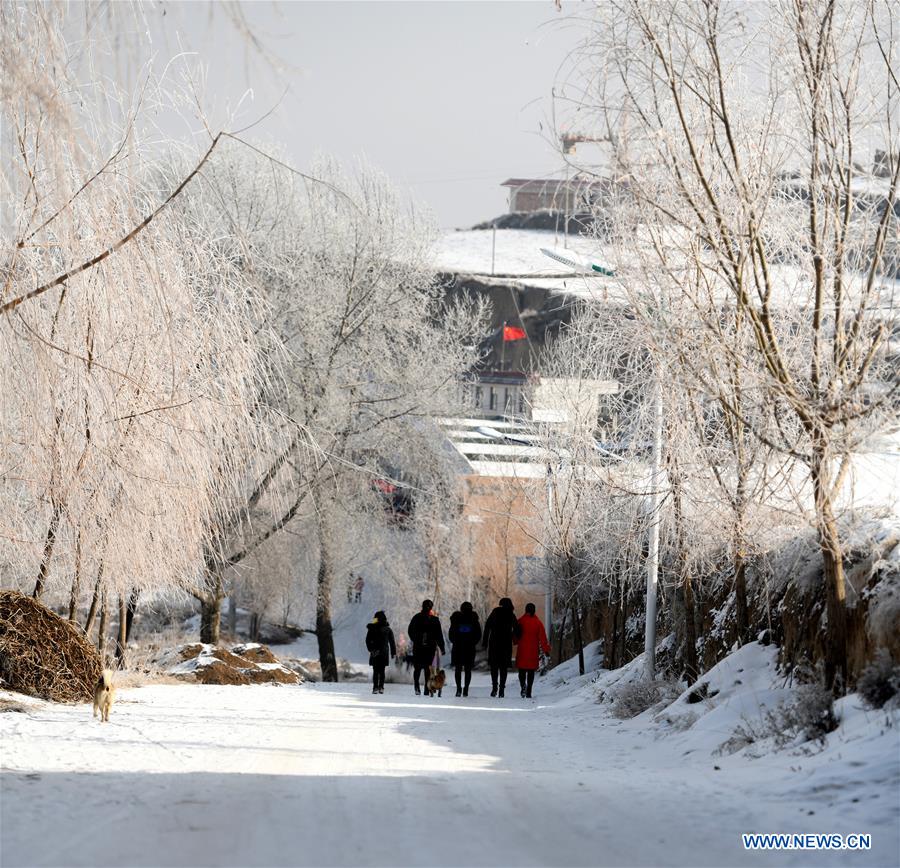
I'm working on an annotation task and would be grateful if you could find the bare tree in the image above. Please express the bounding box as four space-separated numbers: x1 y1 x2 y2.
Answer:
581 0 899 689
183 151 487 675
541 302 798 679
0 6 276 664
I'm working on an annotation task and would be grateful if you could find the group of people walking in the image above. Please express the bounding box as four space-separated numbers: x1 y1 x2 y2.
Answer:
364 597 550 698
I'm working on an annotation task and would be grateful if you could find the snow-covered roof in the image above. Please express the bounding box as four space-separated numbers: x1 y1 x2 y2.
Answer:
433 227 899 308
500 177 610 191
433 228 619 298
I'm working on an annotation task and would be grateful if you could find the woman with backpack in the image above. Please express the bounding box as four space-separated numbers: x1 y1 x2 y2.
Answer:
449 601 482 697
365 611 396 695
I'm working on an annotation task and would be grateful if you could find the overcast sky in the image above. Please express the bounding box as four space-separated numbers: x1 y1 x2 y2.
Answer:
166 2 587 228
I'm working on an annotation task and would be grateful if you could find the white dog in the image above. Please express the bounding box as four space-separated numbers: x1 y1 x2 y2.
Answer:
92 670 115 722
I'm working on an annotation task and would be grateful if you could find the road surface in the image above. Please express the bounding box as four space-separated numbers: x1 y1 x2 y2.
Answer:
0 677 893 867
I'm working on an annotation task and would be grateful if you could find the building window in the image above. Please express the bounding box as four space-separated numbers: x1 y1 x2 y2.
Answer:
474 386 482 409
489 387 497 411
518 391 525 415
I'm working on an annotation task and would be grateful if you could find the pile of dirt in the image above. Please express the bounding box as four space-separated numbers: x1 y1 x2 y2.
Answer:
161 642 301 686
231 643 279 664
0 590 101 703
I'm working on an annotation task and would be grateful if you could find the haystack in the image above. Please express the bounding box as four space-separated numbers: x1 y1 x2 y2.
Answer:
0 590 101 702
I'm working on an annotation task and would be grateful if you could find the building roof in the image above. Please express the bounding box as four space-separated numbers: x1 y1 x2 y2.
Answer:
432 228 622 298
438 417 551 479
500 177 608 191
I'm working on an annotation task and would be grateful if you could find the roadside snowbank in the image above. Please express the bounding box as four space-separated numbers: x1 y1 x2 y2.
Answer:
541 638 899 855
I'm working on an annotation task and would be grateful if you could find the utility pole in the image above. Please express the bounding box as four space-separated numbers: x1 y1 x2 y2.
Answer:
644 381 663 679
545 463 555 639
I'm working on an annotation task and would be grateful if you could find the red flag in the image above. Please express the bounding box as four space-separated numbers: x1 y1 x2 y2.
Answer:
502 325 527 342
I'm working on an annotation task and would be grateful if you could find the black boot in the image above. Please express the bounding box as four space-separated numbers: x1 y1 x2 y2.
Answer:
414 686 420 695
462 687 468 697
498 687 504 698
490 685 498 697
455 687 462 697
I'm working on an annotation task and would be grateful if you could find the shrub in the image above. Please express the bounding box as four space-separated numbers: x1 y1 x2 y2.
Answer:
721 684 838 754
611 678 681 719
772 684 838 746
858 649 900 710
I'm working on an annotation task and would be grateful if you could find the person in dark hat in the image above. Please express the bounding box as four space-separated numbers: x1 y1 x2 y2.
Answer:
482 597 520 697
365 611 396 695
407 599 445 696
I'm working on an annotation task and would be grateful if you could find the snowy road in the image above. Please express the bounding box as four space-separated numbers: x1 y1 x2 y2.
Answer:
1 677 896 868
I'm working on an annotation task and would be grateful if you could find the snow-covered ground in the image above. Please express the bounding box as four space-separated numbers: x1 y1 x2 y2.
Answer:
2 644 898 868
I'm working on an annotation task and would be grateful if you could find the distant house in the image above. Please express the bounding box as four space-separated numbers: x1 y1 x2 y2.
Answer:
438 373 618 624
467 371 618 434
500 176 614 214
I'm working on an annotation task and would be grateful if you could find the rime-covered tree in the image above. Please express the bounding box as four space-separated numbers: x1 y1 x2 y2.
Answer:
578 0 899 689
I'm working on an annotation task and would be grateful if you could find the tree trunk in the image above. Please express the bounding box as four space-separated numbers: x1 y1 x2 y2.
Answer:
730 360 751 648
682 568 699 684
84 564 105 636
609 584 621 670
67 532 83 621
124 588 140 645
97 590 109 664
812 447 847 691
197 563 224 644
571 603 585 676
114 595 128 668
669 455 698 683
316 528 339 681
733 543 750 646
249 612 261 642
555 606 568 666
228 595 238 637
200 596 222 645
32 499 62 599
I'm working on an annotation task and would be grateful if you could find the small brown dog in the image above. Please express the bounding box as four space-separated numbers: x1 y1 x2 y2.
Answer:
93 669 115 722
426 668 446 698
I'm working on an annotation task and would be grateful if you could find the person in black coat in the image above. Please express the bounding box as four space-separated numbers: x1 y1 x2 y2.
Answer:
449 602 482 697
407 599 445 696
482 597 520 698
365 611 396 695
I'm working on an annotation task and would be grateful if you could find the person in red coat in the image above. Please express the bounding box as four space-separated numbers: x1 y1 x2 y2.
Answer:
515 603 550 698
